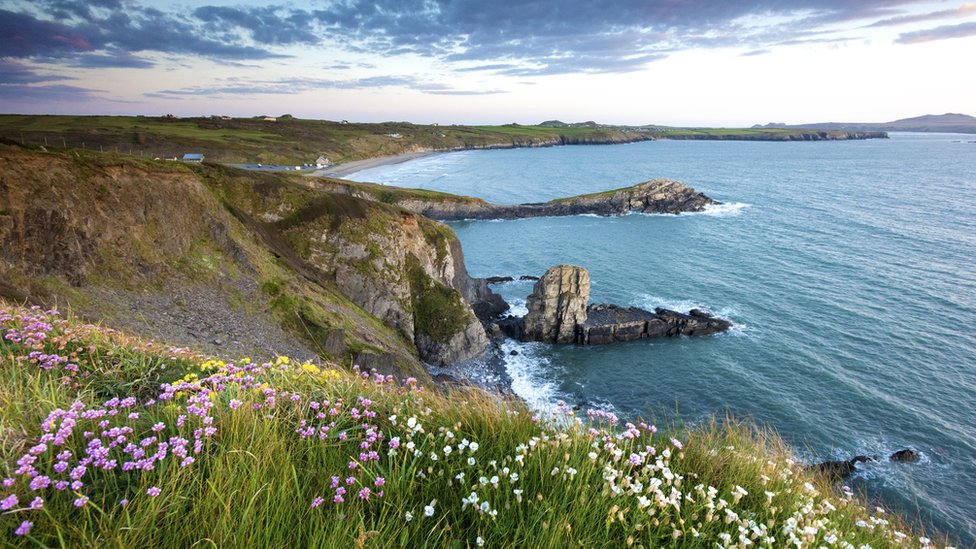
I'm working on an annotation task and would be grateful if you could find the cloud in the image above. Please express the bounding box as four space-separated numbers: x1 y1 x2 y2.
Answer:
0 60 74 84
193 5 320 46
151 75 505 97
896 21 976 43
4 0 969 80
1 2 288 65
867 3 976 27
0 83 102 102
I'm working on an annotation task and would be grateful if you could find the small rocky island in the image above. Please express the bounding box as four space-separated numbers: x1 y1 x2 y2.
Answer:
495 265 732 344
317 178 717 221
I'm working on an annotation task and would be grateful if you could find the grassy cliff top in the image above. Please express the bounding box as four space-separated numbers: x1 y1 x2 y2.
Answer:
0 115 883 166
0 303 944 547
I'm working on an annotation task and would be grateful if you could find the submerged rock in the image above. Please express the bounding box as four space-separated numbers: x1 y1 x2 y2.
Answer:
890 449 920 462
812 448 922 479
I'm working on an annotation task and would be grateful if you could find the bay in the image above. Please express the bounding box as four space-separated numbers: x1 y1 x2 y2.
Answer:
347 134 976 544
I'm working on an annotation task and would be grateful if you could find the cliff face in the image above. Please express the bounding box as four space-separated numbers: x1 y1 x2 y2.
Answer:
200 166 489 366
0 146 490 377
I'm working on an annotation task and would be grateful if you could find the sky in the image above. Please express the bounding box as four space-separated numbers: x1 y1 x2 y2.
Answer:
1 0 974 126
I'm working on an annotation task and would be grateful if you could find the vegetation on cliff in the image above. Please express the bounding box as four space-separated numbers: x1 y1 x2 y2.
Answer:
0 304 945 547
0 146 486 379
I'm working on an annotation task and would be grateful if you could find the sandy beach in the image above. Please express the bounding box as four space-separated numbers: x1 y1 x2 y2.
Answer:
312 151 438 179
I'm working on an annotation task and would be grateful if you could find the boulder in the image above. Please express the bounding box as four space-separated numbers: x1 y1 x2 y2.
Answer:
522 265 590 344
890 449 920 462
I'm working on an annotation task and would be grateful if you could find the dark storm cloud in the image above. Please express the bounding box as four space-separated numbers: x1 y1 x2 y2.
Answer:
896 20 976 43
1 0 958 77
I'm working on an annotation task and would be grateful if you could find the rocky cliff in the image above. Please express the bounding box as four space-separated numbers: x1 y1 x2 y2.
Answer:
0 146 495 378
316 178 717 221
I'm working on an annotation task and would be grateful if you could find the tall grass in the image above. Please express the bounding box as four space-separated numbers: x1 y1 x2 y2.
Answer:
0 303 950 547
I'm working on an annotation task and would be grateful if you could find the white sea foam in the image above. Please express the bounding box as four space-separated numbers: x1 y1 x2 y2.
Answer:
501 340 561 413
506 297 529 317
698 202 750 217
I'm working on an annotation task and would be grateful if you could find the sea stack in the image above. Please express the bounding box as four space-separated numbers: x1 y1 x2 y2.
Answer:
522 265 590 344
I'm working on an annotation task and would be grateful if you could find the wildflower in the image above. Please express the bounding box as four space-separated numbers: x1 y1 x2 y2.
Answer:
119 499 129 506
146 486 161 497
14 521 32 536
151 422 165 432
469 441 479 453
358 487 371 500
74 496 88 507
374 477 385 487
477 536 485 546
29 497 43 509
468 457 476 466
404 511 413 522
670 438 683 450
732 485 748 503
311 496 324 508
424 500 436 516
229 399 242 410
2 494 19 510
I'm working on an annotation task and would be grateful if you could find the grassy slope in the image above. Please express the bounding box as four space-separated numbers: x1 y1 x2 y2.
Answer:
0 115 874 166
0 304 943 547
0 146 430 382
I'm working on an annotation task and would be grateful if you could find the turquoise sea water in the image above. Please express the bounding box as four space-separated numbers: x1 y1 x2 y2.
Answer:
347 134 976 544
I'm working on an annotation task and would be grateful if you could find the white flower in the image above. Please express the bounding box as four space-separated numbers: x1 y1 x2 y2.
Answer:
479 476 488 485
446 431 455 439
430 452 438 461
825 533 838 544
469 442 479 453
490 475 499 486
407 417 417 429
424 501 436 517
443 445 453 455
406 441 415 450
476 537 485 547
404 511 413 522
510 472 519 482
468 457 476 466
588 452 598 460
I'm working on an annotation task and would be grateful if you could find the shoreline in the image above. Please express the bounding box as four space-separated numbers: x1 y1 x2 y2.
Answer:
313 151 439 179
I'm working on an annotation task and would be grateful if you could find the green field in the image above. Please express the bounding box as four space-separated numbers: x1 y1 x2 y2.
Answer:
0 115 881 166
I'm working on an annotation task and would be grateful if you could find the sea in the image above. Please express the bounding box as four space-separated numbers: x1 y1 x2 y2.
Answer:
345 133 976 545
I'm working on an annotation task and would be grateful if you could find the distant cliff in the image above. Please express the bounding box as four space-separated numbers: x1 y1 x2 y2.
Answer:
754 112 976 134
315 178 717 221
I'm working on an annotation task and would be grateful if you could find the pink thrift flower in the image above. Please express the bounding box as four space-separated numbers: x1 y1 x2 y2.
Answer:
311 496 324 508
1 494 18 510
29 497 43 509
374 477 385 487
671 438 683 450
15 521 32 536
358 487 371 500
228 399 242 410
146 486 161 497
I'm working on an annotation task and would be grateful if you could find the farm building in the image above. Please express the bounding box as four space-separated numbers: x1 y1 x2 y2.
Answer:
181 153 204 163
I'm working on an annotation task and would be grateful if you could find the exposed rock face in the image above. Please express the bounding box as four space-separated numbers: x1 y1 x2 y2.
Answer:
522 265 590 344
889 449 920 462
317 178 717 222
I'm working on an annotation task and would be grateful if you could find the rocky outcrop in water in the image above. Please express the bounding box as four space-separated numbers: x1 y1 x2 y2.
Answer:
812 449 922 480
316 178 717 221
513 265 731 344
522 265 590 344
